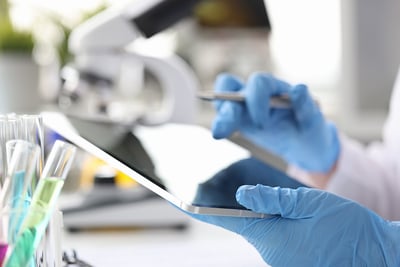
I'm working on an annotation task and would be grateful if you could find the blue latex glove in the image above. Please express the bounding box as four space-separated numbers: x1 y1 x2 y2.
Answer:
212 73 340 173
190 185 400 266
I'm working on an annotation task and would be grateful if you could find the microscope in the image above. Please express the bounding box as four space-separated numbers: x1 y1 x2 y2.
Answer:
57 0 202 230
60 0 201 138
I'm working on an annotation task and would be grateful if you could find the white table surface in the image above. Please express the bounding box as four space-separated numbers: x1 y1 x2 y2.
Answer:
62 217 268 267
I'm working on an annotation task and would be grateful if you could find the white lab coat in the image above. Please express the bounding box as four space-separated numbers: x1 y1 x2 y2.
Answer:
289 69 400 221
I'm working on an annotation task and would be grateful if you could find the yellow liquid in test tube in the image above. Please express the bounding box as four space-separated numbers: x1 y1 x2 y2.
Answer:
23 177 64 229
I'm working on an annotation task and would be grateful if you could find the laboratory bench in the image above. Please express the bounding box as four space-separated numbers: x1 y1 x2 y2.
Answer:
61 217 268 267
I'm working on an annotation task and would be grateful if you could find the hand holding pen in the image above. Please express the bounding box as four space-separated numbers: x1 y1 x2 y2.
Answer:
200 73 339 173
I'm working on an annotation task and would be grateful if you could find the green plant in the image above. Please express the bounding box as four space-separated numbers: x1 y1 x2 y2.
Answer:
0 19 34 53
0 0 34 53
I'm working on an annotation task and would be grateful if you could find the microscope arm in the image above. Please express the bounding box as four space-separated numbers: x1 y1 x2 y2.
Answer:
69 0 199 54
63 0 201 126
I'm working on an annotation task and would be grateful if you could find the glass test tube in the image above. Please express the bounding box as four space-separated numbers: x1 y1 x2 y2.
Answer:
19 115 45 267
4 140 76 267
0 115 22 187
0 114 44 267
0 115 7 186
0 115 23 252
20 115 44 192
0 114 43 188
5 140 40 244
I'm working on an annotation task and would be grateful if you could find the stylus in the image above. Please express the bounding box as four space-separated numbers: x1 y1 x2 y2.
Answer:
197 90 291 109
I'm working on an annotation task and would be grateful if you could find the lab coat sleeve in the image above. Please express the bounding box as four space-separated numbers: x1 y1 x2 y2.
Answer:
288 67 400 221
327 68 400 221
326 135 400 221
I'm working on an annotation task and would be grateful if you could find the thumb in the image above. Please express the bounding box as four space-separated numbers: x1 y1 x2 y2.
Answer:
236 185 331 219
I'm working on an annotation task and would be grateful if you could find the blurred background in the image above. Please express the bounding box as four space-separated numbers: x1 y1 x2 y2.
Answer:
1 0 399 141
1 0 400 265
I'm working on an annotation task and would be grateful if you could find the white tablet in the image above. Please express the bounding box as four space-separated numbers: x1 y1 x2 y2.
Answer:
42 111 268 218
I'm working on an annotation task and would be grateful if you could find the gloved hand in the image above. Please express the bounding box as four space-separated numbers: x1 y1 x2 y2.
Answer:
190 185 400 267
211 73 340 173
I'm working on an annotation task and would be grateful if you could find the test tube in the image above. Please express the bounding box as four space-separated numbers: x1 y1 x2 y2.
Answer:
0 116 25 247
20 115 44 191
0 114 43 188
18 114 44 266
5 140 40 243
0 115 8 186
4 140 76 267
0 114 22 187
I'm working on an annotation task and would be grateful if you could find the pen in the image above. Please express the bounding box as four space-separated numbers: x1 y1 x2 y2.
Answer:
197 90 291 109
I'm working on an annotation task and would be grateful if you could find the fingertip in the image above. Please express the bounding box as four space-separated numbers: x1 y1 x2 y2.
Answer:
211 119 233 139
236 185 291 215
215 73 243 93
247 73 291 94
290 84 309 104
236 184 257 199
236 184 271 206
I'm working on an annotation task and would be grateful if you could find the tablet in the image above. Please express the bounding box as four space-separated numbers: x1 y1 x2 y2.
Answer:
42 111 268 218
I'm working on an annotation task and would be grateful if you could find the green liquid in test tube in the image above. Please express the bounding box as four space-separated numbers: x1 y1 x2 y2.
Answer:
4 140 76 267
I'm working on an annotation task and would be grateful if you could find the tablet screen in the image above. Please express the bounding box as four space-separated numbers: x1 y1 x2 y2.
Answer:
50 114 252 210
115 124 250 209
